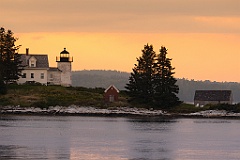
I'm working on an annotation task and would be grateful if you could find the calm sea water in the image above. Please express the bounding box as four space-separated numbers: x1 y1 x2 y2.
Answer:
0 115 240 160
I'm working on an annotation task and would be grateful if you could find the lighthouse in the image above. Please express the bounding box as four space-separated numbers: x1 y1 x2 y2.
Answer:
56 48 73 87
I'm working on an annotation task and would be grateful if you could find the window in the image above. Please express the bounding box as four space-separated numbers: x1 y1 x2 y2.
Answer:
41 73 44 79
31 73 34 78
29 56 37 67
30 61 35 67
22 73 26 78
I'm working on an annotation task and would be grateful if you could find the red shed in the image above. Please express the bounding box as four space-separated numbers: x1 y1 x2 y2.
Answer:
104 85 119 102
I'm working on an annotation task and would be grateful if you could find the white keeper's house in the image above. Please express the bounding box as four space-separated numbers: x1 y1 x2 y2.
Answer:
18 48 73 86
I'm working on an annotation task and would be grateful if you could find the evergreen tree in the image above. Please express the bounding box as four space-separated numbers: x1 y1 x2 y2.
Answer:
126 44 180 108
153 46 180 108
0 27 22 84
125 44 156 104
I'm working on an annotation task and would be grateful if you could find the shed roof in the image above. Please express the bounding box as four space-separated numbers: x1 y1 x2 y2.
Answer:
194 90 232 101
104 85 119 93
19 54 49 68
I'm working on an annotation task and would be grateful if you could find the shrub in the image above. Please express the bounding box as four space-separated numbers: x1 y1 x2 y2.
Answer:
0 79 7 95
32 100 49 109
209 103 240 113
0 97 10 106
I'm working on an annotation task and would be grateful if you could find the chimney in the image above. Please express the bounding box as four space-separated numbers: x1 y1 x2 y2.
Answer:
26 48 29 55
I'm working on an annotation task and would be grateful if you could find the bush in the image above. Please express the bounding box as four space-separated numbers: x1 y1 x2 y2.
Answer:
23 81 43 86
167 103 209 113
0 79 7 95
0 97 10 106
32 100 49 109
209 103 240 113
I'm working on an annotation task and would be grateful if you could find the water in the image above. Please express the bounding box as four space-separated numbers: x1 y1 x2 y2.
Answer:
0 115 240 160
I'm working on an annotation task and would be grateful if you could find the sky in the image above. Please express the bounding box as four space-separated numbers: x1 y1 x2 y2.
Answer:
1 0 240 82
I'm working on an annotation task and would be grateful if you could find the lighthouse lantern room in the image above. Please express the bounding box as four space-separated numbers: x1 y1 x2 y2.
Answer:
56 48 73 86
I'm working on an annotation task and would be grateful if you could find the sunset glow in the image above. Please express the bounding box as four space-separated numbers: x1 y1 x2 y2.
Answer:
1 0 240 82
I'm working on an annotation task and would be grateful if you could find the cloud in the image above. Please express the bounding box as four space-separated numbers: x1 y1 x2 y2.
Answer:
1 0 240 33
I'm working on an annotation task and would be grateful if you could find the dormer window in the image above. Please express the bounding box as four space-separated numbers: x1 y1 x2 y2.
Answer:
29 56 37 67
30 60 35 67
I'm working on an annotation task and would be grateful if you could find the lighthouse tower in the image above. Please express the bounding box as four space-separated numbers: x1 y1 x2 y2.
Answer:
56 48 73 87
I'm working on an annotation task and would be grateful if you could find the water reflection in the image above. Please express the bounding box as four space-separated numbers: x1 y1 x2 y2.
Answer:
0 116 71 160
0 145 19 159
1 116 240 160
126 118 177 160
172 119 240 160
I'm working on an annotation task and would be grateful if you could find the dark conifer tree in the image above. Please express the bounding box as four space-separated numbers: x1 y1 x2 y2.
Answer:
125 44 156 104
0 27 22 84
126 44 180 108
153 46 180 108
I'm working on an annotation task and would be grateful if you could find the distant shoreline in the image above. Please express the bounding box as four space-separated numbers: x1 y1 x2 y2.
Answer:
1 106 240 119
2 113 240 120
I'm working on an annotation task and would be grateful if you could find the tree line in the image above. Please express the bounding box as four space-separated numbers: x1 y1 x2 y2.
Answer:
72 70 240 103
0 27 22 94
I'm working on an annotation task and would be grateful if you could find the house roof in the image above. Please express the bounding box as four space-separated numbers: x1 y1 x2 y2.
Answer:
48 67 61 72
104 85 119 93
194 90 232 101
19 54 49 68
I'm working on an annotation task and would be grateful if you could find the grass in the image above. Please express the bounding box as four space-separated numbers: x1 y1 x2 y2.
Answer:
167 103 210 113
0 84 133 109
1 84 106 108
2 84 238 113
208 103 240 113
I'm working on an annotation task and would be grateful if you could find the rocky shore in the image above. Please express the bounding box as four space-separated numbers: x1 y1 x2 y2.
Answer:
0 105 166 117
1 105 240 118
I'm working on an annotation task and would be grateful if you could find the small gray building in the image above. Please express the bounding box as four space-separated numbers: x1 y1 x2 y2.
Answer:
194 90 233 106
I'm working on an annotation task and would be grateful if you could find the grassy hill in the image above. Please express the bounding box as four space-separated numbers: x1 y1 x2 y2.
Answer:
2 71 240 110
0 84 202 113
2 84 240 113
0 84 128 108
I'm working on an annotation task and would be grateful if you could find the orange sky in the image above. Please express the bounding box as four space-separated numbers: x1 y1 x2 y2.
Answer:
1 0 240 82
